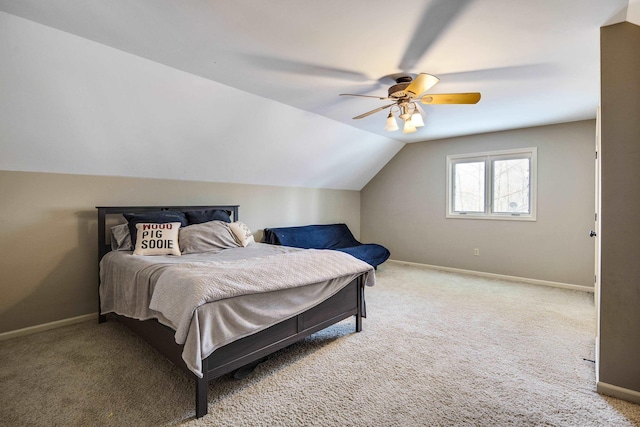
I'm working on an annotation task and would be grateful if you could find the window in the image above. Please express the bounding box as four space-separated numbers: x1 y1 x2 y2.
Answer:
446 148 537 220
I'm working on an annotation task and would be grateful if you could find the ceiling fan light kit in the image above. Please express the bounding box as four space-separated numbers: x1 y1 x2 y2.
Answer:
385 103 424 133
340 73 481 134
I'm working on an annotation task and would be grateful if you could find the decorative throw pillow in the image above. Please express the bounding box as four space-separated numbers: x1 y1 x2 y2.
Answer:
179 221 240 254
185 209 232 225
110 223 133 251
229 221 255 247
124 211 188 246
132 222 182 256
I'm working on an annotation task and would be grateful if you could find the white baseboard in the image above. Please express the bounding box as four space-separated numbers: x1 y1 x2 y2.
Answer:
0 313 97 342
597 382 640 405
387 259 594 293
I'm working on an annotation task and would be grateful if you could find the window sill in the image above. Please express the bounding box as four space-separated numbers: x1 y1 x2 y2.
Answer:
446 213 537 221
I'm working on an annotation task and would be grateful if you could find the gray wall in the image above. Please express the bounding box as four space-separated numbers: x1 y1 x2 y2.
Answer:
598 21 640 399
0 170 360 333
361 120 596 287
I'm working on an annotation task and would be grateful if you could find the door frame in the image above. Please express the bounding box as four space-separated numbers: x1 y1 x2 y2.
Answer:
595 106 602 380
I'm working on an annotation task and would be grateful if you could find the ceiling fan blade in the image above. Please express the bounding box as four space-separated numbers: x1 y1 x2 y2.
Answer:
242 54 371 82
399 0 472 71
404 73 440 97
437 63 558 82
353 103 397 120
420 93 481 105
340 93 391 100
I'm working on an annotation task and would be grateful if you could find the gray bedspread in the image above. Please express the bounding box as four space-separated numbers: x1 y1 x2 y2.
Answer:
99 243 374 377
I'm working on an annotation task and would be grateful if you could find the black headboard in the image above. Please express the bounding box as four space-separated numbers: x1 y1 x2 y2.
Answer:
96 205 239 262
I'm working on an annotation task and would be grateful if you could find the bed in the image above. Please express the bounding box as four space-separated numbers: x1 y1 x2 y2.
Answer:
97 205 374 419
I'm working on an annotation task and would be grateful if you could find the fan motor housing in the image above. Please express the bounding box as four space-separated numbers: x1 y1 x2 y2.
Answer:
387 74 414 98
388 83 411 98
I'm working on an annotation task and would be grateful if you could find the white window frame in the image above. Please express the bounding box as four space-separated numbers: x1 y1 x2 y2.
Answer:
446 147 537 221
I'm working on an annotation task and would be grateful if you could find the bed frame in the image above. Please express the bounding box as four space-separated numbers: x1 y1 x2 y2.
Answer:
97 205 366 419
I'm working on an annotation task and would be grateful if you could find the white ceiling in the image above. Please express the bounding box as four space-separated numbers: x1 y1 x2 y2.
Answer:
0 0 635 190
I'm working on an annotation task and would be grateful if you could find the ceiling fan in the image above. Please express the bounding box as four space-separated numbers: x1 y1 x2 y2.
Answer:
340 73 481 134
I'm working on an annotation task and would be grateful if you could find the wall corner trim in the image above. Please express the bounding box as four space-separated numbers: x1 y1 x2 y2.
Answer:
387 260 594 293
0 313 97 342
597 382 640 405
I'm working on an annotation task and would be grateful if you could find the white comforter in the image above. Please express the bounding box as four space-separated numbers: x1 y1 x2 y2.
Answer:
100 243 374 377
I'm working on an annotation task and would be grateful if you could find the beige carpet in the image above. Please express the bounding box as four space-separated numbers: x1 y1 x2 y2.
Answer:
1 262 639 426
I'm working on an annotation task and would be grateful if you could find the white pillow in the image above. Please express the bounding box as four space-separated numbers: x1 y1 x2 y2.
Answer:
229 221 255 247
133 222 182 256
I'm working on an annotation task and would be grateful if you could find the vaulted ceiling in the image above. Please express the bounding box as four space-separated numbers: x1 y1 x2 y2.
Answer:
0 1 637 190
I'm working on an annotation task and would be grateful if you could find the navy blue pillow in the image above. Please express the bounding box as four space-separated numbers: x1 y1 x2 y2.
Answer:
124 211 188 246
185 209 232 225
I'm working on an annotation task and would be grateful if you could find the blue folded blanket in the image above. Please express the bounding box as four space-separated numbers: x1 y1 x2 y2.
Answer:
263 224 390 268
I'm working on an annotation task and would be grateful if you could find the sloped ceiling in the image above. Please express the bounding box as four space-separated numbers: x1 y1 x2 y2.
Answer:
0 1 633 190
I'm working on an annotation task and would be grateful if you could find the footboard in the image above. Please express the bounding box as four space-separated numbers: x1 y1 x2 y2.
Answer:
204 276 362 377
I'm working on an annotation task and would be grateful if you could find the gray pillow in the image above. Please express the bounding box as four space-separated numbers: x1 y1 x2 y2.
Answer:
110 223 133 251
179 221 240 254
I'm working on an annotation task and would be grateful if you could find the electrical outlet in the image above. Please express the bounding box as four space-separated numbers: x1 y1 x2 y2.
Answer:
474 248 480 256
